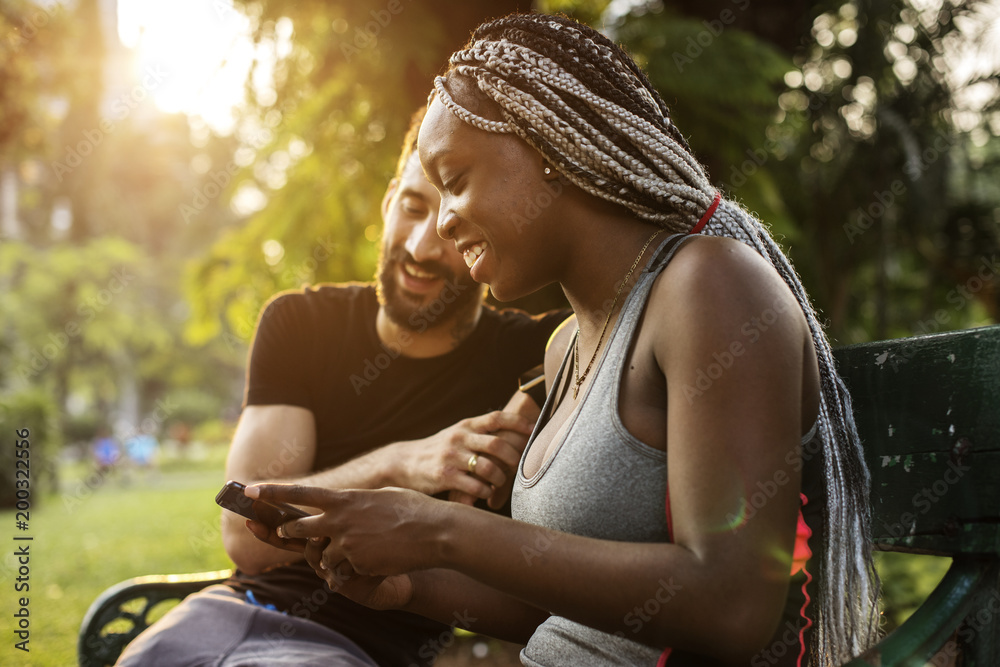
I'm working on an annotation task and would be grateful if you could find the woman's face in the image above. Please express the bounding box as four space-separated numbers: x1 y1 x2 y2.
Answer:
417 96 564 302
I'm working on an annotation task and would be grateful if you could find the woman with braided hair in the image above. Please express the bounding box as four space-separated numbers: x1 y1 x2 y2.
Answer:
246 12 881 666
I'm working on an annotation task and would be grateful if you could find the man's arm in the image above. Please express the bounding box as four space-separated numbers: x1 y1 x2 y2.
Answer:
223 393 540 574
222 404 316 575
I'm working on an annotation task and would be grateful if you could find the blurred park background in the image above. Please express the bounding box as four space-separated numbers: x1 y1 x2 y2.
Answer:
1 0 998 664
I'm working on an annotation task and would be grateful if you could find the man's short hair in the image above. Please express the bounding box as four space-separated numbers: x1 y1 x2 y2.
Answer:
393 107 427 180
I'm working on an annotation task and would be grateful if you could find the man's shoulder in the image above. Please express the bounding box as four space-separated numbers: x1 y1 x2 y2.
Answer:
481 303 571 330
262 282 377 320
476 304 572 354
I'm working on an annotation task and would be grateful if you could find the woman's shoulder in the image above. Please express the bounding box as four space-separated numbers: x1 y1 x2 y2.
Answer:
647 235 808 345
543 313 577 382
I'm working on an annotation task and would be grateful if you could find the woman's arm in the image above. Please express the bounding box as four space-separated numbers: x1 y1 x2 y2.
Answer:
405 569 551 644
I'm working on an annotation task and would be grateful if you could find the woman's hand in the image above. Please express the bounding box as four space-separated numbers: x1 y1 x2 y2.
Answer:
245 483 453 578
302 535 414 609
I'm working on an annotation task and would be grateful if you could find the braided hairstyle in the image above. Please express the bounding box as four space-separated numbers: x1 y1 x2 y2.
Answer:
431 12 880 665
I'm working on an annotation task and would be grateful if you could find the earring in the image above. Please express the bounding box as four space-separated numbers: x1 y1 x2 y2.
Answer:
543 166 552 175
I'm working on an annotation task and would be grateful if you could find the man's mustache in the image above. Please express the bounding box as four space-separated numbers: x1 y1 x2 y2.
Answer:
387 248 458 283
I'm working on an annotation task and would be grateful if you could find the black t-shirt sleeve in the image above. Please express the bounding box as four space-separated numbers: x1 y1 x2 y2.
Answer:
243 292 313 410
495 307 572 372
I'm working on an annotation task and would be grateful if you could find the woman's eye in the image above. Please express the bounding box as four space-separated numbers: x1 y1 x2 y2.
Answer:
443 173 464 194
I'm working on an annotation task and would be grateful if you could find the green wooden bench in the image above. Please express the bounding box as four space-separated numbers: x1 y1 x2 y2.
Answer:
78 325 1000 666
837 324 1000 665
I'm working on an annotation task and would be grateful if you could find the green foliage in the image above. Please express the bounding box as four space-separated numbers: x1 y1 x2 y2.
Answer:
768 0 999 342
0 0 72 161
162 388 226 429
536 0 613 25
615 6 797 240
0 238 170 389
0 386 58 507
874 552 952 632
184 0 527 343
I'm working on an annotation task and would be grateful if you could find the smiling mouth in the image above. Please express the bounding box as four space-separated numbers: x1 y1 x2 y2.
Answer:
403 262 440 280
463 242 487 269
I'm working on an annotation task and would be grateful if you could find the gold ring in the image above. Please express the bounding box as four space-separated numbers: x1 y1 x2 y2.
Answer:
467 453 479 474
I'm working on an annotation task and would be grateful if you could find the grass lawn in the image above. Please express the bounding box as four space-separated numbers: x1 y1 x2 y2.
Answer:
1 446 233 667
0 442 952 666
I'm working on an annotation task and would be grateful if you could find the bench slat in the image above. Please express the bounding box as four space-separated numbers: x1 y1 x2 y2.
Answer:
833 325 1000 555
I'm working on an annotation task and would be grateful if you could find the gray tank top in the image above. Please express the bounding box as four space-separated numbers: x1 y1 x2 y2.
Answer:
511 234 820 666
512 234 691 666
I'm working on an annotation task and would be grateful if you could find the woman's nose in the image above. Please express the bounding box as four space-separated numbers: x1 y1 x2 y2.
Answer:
437 209 458 241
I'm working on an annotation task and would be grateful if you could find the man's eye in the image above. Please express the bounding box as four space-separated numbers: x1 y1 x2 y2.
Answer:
402 200 427 216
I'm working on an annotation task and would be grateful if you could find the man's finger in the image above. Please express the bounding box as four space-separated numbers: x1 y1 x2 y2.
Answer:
470 410 535 436
466 434 524 473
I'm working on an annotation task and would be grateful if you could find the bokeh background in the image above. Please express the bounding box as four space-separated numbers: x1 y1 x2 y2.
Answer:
1 0 998 664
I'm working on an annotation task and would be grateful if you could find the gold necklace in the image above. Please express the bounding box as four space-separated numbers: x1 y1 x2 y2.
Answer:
573 228 664 399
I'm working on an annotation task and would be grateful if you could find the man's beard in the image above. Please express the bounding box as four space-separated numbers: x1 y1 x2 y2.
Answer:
376 247 482 332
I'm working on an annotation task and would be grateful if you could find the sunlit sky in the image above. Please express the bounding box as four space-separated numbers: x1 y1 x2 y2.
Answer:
116 0 262 133
114 0 998 136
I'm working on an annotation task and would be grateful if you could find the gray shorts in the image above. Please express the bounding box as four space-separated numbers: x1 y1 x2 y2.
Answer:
115 585 378 667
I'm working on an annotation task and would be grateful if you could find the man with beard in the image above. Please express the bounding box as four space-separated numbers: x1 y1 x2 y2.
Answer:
116 111 565 667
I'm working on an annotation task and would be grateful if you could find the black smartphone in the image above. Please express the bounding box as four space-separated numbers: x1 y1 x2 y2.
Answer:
216 480 310 529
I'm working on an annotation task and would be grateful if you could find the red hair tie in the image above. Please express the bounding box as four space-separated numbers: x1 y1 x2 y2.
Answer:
689 192 721 234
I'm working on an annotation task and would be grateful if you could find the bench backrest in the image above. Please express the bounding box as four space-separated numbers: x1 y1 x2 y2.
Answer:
833 324 1000 556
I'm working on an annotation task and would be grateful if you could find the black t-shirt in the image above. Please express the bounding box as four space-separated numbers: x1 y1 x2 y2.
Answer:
227 283 566 666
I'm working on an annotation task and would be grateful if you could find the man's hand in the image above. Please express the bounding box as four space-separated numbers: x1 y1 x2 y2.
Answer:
391 409 535 508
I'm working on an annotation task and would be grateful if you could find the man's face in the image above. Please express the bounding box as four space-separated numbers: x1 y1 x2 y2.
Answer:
377 153 482 331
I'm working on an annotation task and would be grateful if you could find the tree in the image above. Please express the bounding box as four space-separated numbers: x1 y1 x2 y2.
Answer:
618 0 999 342
182 0 1000 345
184 0 532 344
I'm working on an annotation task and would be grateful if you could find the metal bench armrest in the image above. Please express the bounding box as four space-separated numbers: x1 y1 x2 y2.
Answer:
843 557 997 666
77 569 233 667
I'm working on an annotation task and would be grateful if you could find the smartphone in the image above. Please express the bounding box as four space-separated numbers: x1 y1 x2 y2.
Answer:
215 480 310 529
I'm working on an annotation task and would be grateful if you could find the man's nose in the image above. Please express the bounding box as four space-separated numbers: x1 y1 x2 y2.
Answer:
404 217 444 262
